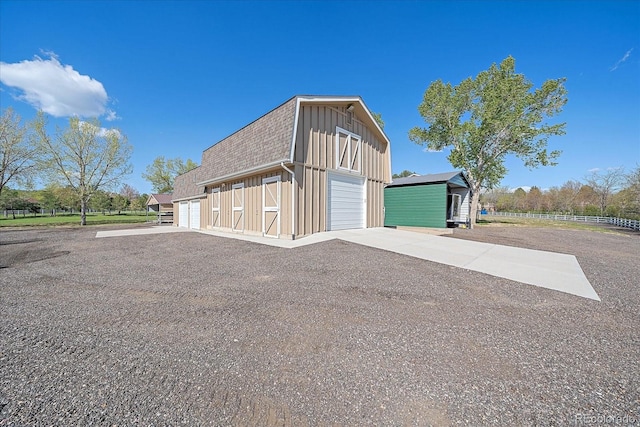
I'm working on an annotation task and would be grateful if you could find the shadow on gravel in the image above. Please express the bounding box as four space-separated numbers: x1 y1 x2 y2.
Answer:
0 249 70 268
0 239 43 246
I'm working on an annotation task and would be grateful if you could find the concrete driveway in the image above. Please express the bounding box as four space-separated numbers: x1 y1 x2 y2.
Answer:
97 226 600 301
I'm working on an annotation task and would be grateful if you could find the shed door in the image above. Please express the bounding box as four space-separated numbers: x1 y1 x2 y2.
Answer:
232 183 244 232
211 188 220 228
327 172 366 231
190 200 200 230
179 202 189 228
262 176 280 238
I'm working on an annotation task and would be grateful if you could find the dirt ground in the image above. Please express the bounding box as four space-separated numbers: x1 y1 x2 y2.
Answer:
0 225 638 426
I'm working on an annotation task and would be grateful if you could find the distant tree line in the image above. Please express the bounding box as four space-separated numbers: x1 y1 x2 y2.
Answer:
2 107 198 224
481 167 640 219
0 184 149 218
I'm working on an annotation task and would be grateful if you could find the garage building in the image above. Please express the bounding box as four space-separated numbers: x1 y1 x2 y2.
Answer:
172 95 391 239
384 171 472 228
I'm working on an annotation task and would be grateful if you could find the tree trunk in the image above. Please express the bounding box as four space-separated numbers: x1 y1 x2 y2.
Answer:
469 185 482 229
80 199 87 226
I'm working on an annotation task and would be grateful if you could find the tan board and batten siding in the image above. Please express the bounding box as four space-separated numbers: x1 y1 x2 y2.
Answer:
293 103 388 236
172 95 391 239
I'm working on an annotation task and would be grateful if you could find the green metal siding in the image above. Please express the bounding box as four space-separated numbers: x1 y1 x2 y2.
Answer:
384 184 447 228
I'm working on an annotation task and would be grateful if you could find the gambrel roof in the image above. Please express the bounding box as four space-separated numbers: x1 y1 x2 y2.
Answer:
172 166 204 201
172 95 390 201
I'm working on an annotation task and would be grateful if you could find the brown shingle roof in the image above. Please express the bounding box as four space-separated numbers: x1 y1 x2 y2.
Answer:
151 194 173 204
198 96 297 185
172 167 205 201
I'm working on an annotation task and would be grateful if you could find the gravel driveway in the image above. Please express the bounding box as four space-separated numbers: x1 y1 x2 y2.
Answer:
1 225 638 426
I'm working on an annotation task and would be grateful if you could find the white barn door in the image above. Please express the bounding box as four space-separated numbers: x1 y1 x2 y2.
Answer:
327 172 366 231
211 188 220 228
232 183 244 232
189 200 200 230
179 202 189 228
262 176 280 238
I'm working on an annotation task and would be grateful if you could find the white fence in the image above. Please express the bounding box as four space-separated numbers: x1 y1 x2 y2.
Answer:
483 212 640 231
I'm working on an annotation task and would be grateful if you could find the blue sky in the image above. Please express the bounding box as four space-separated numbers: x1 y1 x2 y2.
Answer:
1 0 638 195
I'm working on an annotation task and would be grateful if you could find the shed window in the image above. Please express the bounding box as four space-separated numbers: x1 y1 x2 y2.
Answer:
335 127 361 173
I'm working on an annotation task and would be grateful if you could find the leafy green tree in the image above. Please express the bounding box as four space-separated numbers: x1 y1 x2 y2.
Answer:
39 185 63 216
392 170 417 179
372 112 385 130
131 193 149 214
0 108 40 196
480 186 510 211
55 185 81 212
34 114 132 225
111 194 129 214
90 190 112 214
0 188 21 218
142 156 198 193
409 56 568 227
119 183 139 212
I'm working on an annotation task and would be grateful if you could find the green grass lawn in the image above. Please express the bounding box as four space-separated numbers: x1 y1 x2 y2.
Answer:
477 215 624 233
0 212 151 227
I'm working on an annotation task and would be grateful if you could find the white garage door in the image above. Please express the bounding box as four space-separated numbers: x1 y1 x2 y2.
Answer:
179 202 189 228
327 172 365 231
189 200 200 230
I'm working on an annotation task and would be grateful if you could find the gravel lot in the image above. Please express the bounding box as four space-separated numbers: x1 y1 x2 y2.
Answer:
1 225 638 426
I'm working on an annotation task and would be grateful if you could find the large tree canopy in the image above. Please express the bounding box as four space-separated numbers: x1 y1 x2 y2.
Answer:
409 56 568 226
34 114 132 225
142 156 198 194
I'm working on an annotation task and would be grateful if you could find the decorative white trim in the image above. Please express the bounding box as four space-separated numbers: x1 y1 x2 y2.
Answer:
335 126 362 173
289 98 302 161
196 159 289 187
280 162 296 238
171 194 206 203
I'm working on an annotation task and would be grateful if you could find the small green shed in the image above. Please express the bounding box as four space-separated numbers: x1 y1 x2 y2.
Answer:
384 171 472 228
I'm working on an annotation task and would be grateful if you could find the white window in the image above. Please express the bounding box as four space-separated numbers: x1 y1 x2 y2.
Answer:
335 127 362 173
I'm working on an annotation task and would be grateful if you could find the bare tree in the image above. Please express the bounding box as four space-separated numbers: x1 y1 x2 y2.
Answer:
120 183 139 207
625 165 640 214
557 180 582 214
584 168 625 216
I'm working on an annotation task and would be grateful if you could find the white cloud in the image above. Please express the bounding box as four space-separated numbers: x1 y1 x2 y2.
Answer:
0 53 114 118
610 48 633 71
587 167 600 173
105 109 120 121
422 146 443 153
